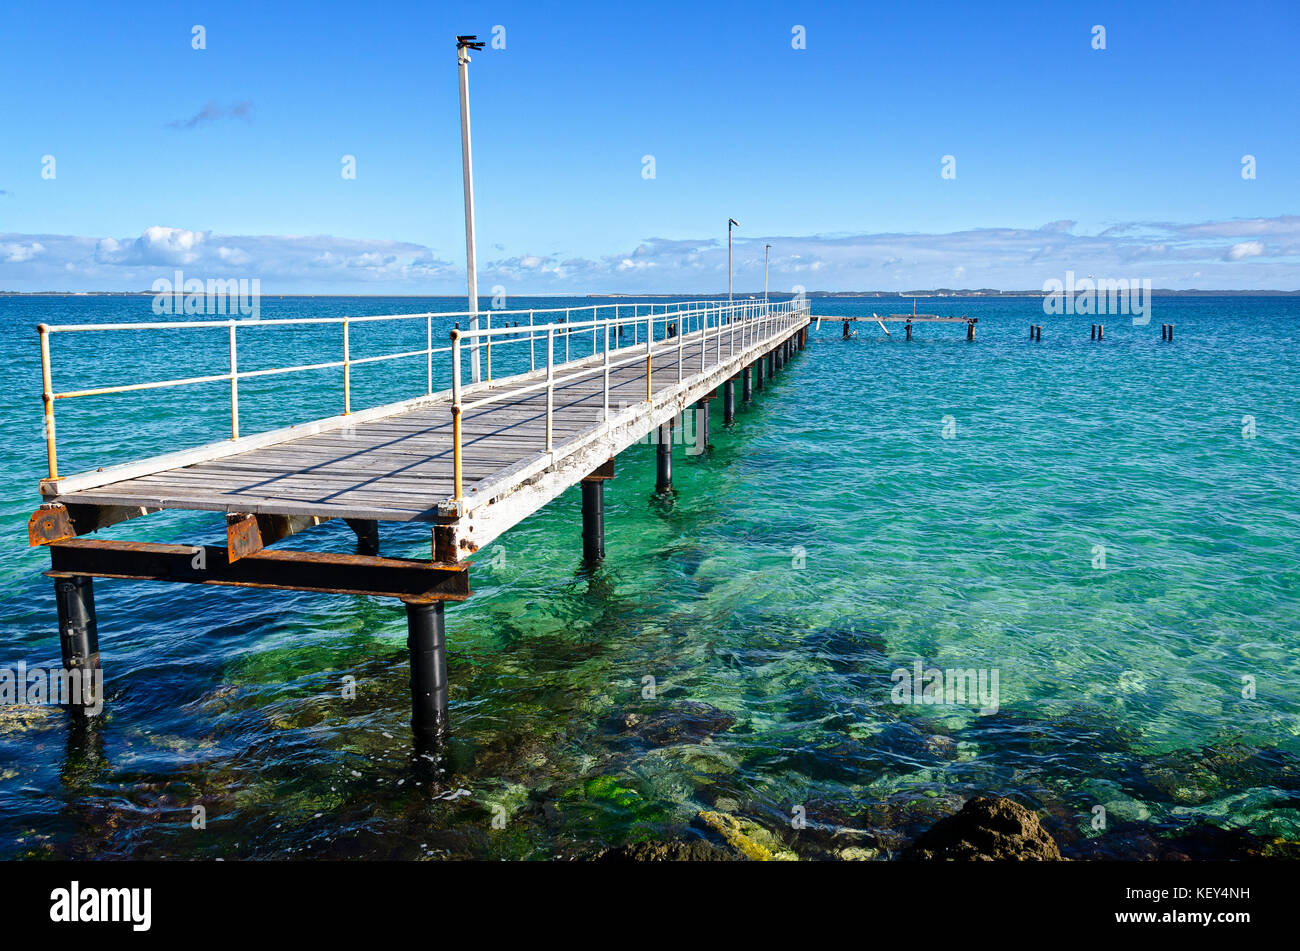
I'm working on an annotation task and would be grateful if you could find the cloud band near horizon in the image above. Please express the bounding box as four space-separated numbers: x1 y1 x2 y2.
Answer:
1 217 1297 294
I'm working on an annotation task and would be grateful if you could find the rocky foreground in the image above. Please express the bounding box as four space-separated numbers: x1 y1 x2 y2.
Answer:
596 795 1063 861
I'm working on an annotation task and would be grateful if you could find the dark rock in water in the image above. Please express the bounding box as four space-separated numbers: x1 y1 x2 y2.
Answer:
806 625 888 673
901 796 1063 861
1138 743 1300 805
594 839 734 862
613 701 735 746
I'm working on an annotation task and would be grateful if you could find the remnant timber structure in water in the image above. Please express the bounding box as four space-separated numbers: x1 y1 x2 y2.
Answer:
832 313 978 341
29 298 810 746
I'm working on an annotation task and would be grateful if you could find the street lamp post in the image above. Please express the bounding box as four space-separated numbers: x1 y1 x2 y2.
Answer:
457 34 485 383
728 218 739 308
764 244 771 302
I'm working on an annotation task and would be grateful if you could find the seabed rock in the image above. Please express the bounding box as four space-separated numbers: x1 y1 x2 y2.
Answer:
695 810 799 861
901 796 1064 861
614 701 736 746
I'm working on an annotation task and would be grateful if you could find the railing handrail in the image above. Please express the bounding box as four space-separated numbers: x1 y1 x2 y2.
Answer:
36 296 780 335
446 297 809 504
36 294 809 494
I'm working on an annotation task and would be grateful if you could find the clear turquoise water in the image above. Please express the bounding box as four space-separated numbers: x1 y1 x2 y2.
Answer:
1 294 1297 859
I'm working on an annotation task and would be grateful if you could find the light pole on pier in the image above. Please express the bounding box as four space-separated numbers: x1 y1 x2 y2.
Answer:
457 34 485 383
764 244 771 302
728 218 739 305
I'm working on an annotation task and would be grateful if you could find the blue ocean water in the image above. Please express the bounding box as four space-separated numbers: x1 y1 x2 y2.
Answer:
0 293 1297 859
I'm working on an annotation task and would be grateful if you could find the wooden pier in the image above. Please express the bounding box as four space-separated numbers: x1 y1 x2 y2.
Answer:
30 298 810 743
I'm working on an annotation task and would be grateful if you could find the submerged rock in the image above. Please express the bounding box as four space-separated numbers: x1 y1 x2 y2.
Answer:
1138 743 1300 805
614 701 736 746
695 810 798 861
594 839 734 862
901 796 1063 861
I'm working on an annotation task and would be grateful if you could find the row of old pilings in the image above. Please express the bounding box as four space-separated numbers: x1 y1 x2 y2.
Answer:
1026 323 1179 342
622 326 805 524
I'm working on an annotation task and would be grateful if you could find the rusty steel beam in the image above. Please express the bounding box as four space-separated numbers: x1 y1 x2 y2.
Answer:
226 512 329 562
29 502 158 547
46 538 470 603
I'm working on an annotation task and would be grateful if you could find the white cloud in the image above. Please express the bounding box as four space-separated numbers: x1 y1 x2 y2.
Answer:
1225 240 1265 261
1 241 44 263
2 217 1298 293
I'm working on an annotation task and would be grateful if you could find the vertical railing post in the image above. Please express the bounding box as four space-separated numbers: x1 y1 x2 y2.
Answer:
603 321 611 421
485 312 493 382
451 330 464 500
645 314 653 403
565 310 571 363
545 328 555 452
677 303 684 383
38 325 57 480
342 317 351 415
700 305 708 373
228 321 240 439
426 313 433 394
529 310 536 372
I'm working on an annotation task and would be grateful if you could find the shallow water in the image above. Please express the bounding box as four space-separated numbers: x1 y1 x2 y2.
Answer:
1 294 1297 860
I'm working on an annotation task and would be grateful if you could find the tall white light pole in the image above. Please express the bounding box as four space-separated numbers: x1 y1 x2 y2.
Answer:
457 35 485 383
764 244 771 302
728 218 739 306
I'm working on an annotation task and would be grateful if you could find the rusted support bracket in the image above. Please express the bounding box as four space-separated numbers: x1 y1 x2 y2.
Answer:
46 538 470 603
226 512 329 562
28 502 158 547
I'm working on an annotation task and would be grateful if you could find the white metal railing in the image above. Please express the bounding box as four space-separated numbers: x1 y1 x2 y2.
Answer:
448 297 807 499
35 297 808 493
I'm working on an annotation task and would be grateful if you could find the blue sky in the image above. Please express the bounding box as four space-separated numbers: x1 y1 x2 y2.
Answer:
2 0 1297 292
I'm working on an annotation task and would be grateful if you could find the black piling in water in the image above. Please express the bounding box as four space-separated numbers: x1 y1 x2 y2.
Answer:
655 422 673 493
345 518 379 555
742 365 753 403
723 378 736 425
754 357 764 391
55 575 100 716
1097 324 1104 340
1162 323 1175 342
775 343 784 371
696 398 712 452
967 321 975 341
906 321 912 341
406 601 448 744
842 319 850 339
581 478 605 562
1091 324 1096 340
